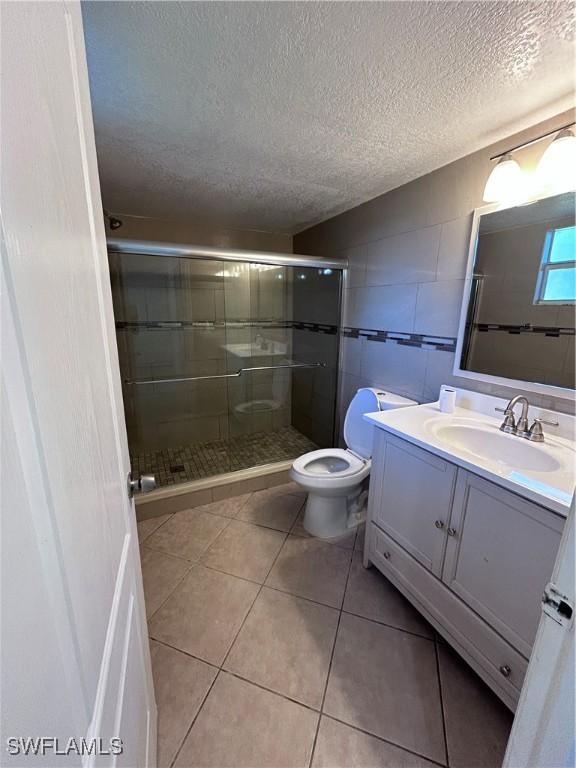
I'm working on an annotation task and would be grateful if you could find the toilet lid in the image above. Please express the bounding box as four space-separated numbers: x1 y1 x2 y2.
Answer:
343 388 381 459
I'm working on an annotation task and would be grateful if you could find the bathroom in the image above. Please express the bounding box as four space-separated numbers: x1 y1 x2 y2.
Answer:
2 2 575 768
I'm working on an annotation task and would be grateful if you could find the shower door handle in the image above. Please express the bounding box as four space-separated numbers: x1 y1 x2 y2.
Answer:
124 361 327 386
128 472 156 498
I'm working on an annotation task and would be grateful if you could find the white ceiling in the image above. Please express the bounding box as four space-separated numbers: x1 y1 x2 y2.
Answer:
82 1 575 235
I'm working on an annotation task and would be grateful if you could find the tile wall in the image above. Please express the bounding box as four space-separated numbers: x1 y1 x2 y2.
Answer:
294 110 575 439
291 269 342 446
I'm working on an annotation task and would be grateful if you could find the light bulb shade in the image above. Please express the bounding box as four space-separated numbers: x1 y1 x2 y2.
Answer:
536 128 576 194
483 154 525 203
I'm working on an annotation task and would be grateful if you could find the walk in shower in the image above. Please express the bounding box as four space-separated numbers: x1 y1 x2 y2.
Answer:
108 241 344 489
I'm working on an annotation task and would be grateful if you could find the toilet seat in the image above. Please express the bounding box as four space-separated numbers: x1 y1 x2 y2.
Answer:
291 387 417 539
292 448 367 478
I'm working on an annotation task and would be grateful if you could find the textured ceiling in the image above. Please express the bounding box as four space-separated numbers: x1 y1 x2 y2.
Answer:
82 1 575 235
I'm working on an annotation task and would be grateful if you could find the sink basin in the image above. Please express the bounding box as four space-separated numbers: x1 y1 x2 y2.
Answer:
223 340 287 358
363 398 575 514
429 422 562 473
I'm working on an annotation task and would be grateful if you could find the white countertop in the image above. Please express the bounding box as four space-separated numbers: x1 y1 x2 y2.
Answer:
364 399 575 517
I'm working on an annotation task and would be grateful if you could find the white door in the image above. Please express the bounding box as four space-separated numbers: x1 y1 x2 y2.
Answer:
503 498 575 768
1 2 156 766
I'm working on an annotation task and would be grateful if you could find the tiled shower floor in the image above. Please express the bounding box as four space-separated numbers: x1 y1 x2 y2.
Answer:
131 426 318 487
138 483 513 768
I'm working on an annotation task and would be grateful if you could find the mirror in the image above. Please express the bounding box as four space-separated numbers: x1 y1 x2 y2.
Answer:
455 190 575 395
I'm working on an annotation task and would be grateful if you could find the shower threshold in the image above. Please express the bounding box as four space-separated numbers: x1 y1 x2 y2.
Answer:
130 425 318 489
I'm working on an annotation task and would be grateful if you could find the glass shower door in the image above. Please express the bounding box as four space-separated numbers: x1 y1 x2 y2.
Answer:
108 250 341 488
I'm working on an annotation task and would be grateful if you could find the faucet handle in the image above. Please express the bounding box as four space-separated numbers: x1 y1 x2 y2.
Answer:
527 417 559 443
497 408 516 434
533 416 559 427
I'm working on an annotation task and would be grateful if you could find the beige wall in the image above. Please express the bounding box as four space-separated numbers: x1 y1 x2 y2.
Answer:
105 213 293 253
294 110 575 433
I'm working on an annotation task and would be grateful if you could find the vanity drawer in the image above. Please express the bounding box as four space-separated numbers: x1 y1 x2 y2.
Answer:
369 522 528 710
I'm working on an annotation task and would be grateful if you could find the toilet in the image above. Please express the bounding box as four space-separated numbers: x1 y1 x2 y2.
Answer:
290 388 417 539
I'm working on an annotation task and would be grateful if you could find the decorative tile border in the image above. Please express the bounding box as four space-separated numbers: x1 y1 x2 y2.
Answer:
115 319 291 330
475 323 575 338
291 321 338 335
115 319 339 335
342 327 456 352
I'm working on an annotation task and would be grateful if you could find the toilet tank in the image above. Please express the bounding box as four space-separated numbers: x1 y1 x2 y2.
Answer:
375 390 418 411
344 387 417 459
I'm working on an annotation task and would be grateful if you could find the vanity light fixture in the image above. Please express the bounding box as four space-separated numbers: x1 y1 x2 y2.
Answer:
536 127 576 193
482 154 524 203
483 121 576 204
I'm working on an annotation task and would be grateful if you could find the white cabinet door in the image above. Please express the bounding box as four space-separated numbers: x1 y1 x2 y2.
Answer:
442 471 563 658
1 3 155 765
371 434 457 576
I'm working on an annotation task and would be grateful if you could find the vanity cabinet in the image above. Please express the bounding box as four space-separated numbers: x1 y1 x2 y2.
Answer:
366 431 564 711
371 433 456 576
442 471 564 659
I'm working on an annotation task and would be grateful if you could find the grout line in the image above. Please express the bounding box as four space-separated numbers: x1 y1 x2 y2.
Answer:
145 560 195 622
221 669 322 715
138 512 175 544
219 519 292 670
168 668 221 768
141 510 234 566
201 531 289 586
320 714 449 768
340 608 436 642
307 542 355 768
149 637 220 672
434 634 451 768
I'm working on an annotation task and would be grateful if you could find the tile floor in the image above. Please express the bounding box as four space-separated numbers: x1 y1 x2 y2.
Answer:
138 483 513 768
131 426 318 487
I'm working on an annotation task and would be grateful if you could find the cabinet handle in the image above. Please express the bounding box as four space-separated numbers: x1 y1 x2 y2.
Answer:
434 520 445 529
447 527 457 537
383 551 391 560
499 664 511 678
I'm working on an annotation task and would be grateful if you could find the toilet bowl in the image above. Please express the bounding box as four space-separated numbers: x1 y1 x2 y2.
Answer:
290 388 417 539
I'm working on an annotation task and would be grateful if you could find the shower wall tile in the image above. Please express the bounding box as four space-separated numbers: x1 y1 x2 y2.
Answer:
344 244 368 289
177 287 217 321
436 216 473 280
157 414 222 447
340 336 362 378
422 350 460 403
183 329 227 363
360 341 427 402
413 280 464 338
346 284 418 332
272 407 292 430
365 225 440 286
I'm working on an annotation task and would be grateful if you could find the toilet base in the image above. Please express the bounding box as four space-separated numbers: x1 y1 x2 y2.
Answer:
302 486 366 539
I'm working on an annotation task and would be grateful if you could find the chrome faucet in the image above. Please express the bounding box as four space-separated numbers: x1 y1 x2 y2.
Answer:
497 395 531 438
254 333 268 351
496 395 558 442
